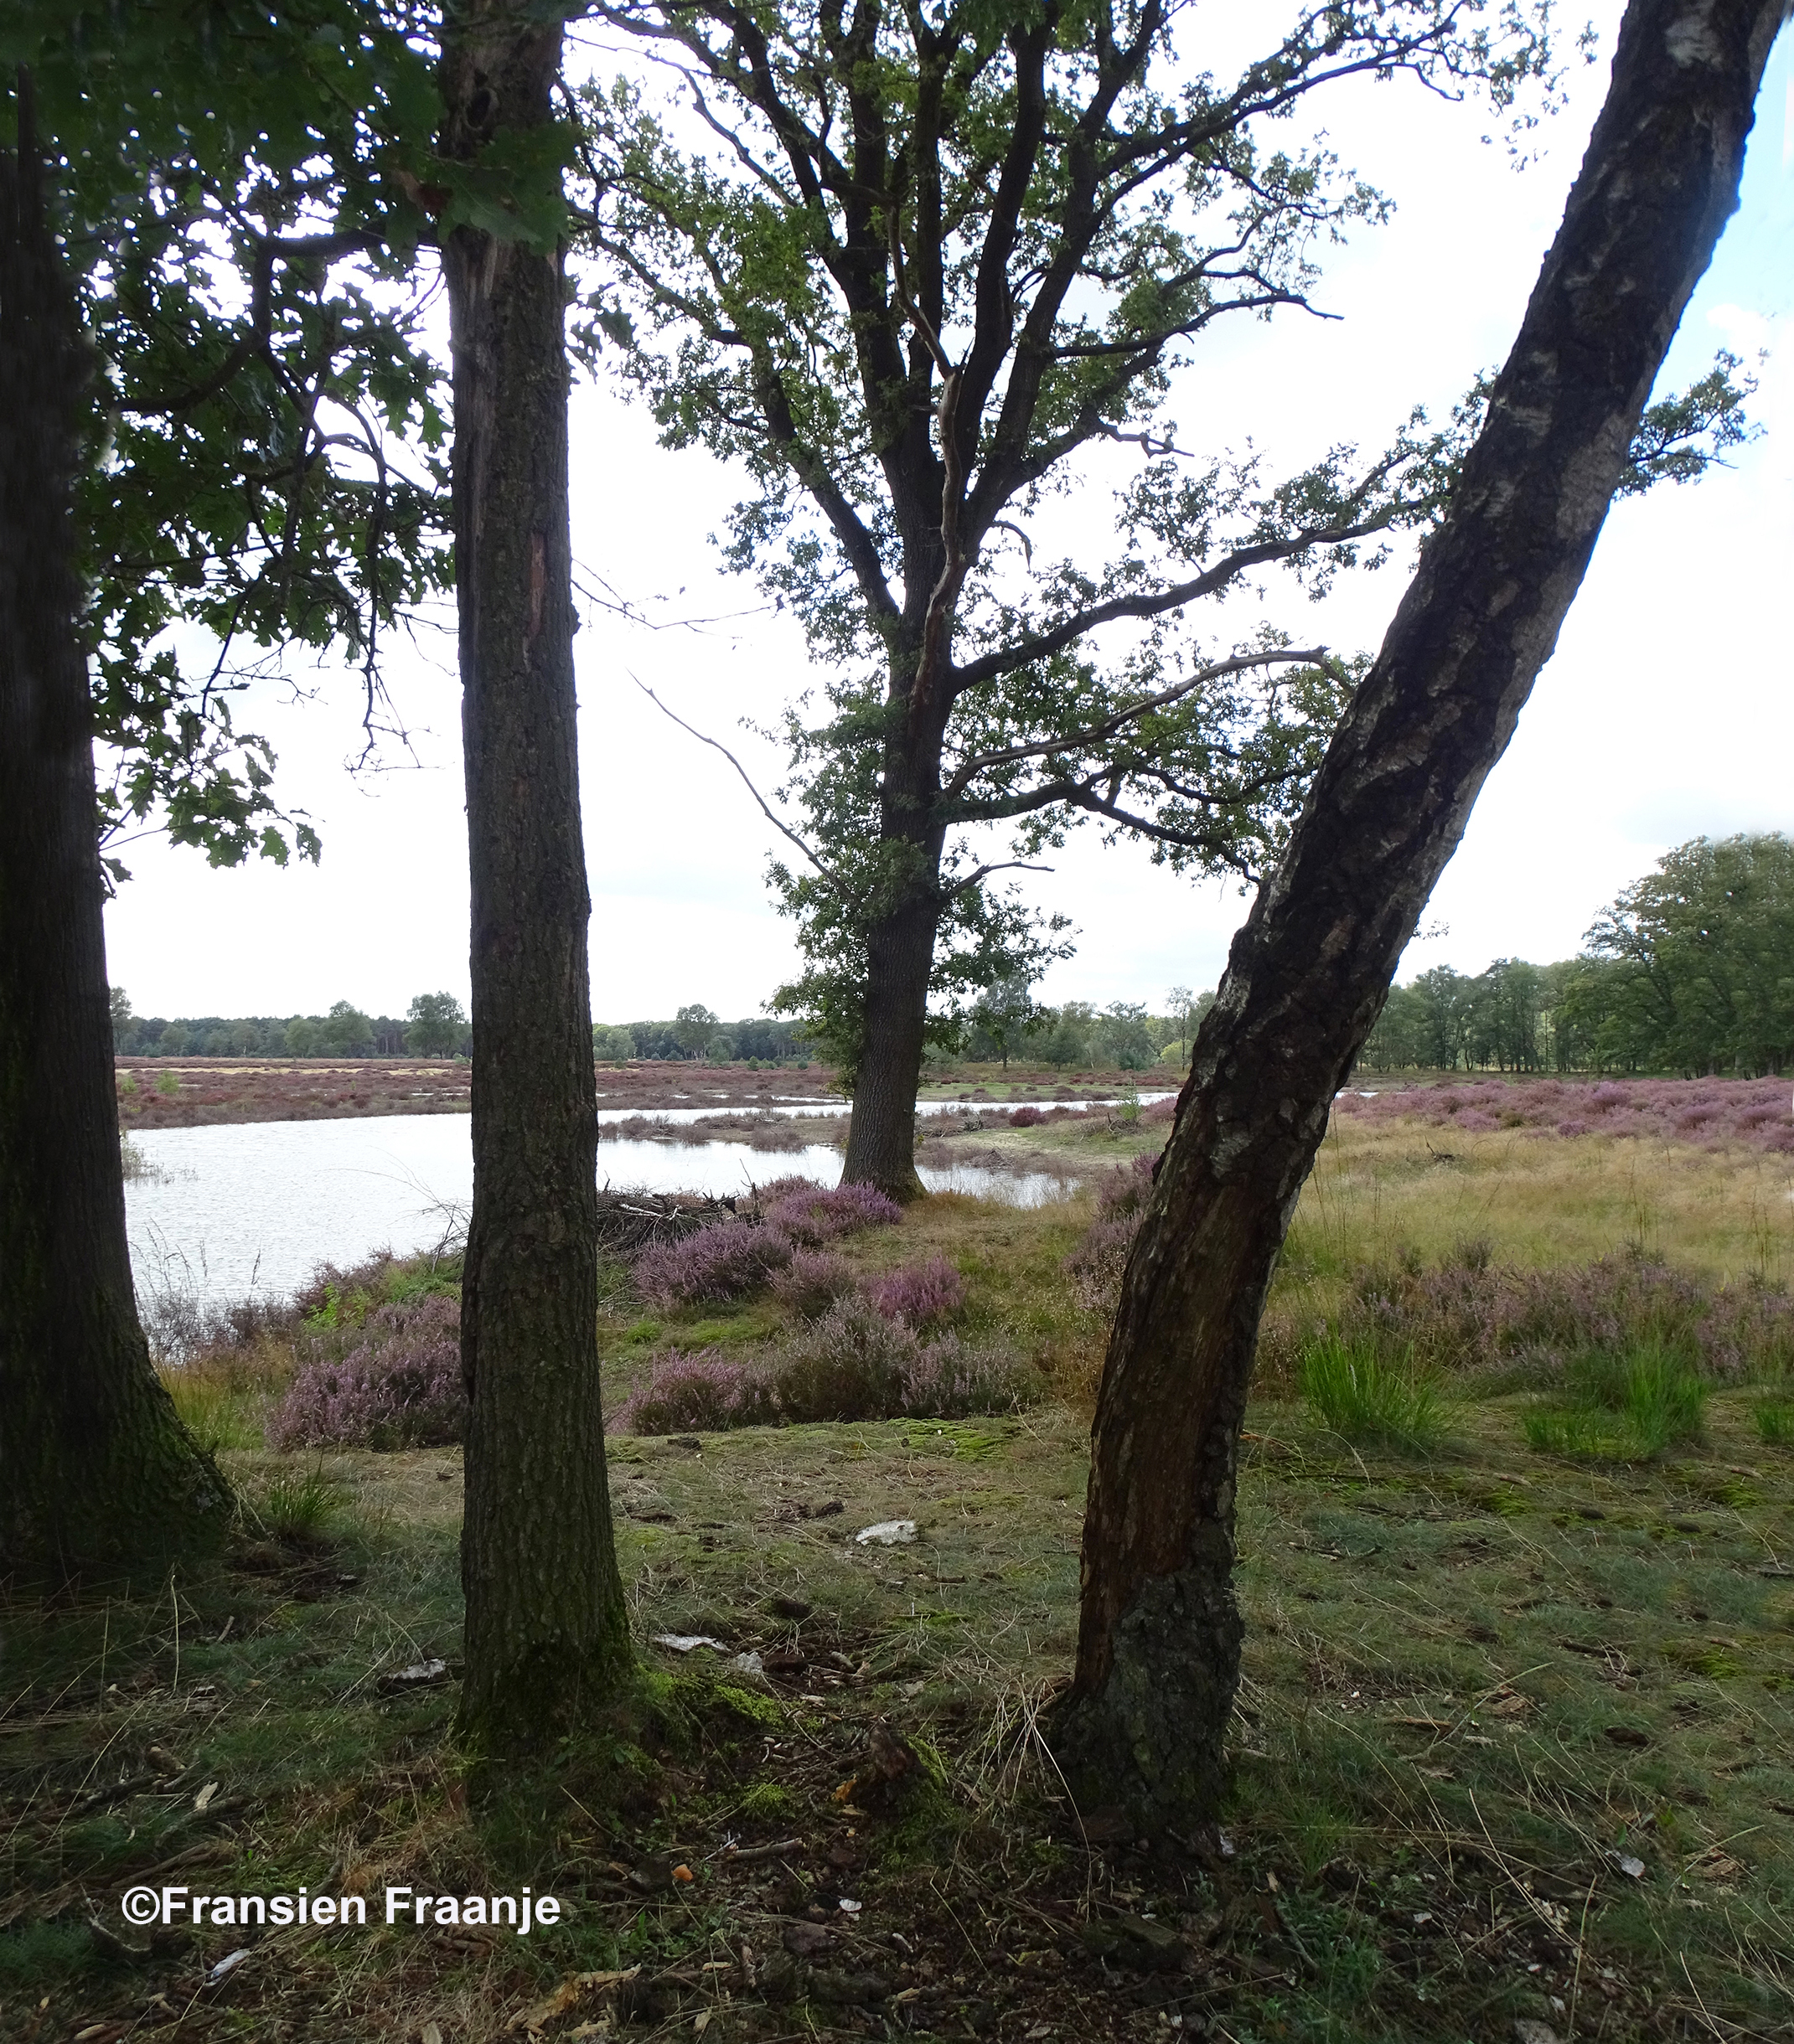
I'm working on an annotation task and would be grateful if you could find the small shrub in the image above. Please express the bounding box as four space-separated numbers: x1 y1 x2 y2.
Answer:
1754 1399 1794 1447
1008 1104 1046 1128
770 1248 860 1319
632 1221 794 1308
268 1294 465 1449
763 1180 902 1246
118 1071 138 1095
773 1294 913 1421
898 1334 1041 1418
866 1255 966 1328
1300 1335 1447 1453
155 1071 179 1096
619 1350 780 1432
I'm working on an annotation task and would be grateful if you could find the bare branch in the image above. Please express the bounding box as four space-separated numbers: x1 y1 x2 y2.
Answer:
633 679 840 887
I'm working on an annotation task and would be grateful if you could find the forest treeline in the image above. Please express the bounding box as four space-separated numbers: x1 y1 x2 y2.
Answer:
1362 834 1794 1076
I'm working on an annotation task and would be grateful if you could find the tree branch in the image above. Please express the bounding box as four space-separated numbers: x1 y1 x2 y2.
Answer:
940 648 1327 800
633 679 841 887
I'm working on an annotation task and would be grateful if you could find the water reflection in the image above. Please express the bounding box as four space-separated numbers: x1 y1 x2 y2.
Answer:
123 1113 1078 1312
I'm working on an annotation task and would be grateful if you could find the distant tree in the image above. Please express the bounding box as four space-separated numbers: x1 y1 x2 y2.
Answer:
108 983 132 1050
1093 1003 1156 1072
591 1022 637 1061
968 974 1040 1069
283 1016 318 1058
158 1020 191 1057
1037 1003 1095 1069
319 1000 375 1057
407 991 468 1058
1053 0 1781 1831
673 1004 720 1060
1585 834 1794 1075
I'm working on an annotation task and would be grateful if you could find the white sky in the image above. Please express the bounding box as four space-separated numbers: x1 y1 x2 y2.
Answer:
101 8 1794 1025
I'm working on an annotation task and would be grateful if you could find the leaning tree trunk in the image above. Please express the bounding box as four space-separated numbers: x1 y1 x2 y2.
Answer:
441 6 631 1752
0 72 230 1581
1051 0 1786 1833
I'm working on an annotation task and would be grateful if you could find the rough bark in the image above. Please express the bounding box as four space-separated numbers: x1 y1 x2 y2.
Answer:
841 887 940 1200
441 8 631 1751
1051 0 1787 1833
0 73 230 1581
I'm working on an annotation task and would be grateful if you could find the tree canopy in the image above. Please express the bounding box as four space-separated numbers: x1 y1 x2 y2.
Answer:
1 2 452 878
571 0 1750 1190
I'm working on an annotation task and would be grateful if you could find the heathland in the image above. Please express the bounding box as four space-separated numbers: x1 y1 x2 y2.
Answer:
8 1078 1794 2042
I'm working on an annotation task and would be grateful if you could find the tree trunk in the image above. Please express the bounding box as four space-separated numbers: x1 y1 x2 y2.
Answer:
1051 0 1784 1835
441 8 631 1752
841 890 940 1198
0 73 230 1581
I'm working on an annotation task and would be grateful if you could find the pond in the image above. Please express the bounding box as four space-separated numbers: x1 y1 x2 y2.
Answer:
123 1113 1082 1314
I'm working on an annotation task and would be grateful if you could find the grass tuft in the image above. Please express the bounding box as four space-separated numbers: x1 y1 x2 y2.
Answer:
1523 1340 1707 1462
1755 1396 1794 1447
1299 1334 1448 1453
245 1462 344 1541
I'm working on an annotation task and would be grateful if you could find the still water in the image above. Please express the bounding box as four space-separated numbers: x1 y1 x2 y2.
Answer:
123 1114 1078 1312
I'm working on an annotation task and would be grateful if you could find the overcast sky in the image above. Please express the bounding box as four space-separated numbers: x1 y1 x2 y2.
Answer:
101 8 1794 1025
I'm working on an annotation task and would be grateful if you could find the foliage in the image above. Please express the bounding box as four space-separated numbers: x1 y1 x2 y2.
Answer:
768 1247 860 1319
619 1348 781 1432
1577 834 1794 1076
622 1293 1037 1432
1755 1398 1794 1447
3 3 454 878
267 1293 465 1450
865 1255 967 1329
630 1179 903 1308
762 1179 903 1245
571 3 1746 1087
631 1220 795 1310
1299 1334 1448 1453
245 1462 344 1541
1358 836 1794 1076
406 990 467 1056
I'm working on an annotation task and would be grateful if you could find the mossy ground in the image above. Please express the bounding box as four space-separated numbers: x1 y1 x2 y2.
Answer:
6 1113 1793 2041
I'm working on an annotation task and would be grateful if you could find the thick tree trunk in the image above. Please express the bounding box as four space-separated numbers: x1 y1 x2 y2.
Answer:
841 890 939 1199
1051 0 1785 1833
441 8 631 1752
0 76 230 1580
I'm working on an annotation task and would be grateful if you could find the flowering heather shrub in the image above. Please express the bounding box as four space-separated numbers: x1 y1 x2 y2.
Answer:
898 1333 1041 1418
618 1349 780 1433
1008 1104 1046 1128
1334 1074 1794 1154
268 1293 465 1449
866 1255 966 1328
763 1179 903 1246
1064 1154 1156 1311
632 1220 794 1308
1144 1094 1180 1124
770 1248 861 1319
773 1294 914 1420
1344 1249 1794 1386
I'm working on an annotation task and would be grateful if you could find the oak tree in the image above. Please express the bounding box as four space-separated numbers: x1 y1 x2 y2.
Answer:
572 0 1580 1194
